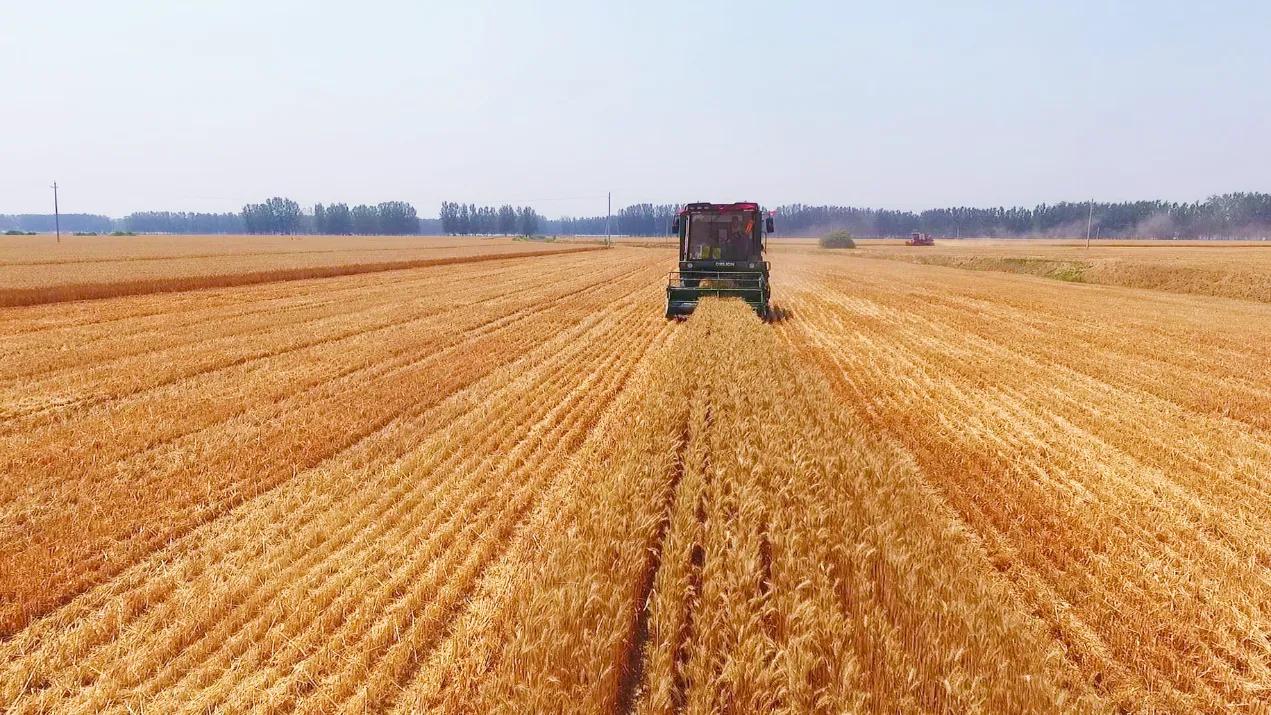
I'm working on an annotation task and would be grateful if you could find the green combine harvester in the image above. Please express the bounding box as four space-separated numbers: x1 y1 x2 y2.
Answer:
665 201 774 319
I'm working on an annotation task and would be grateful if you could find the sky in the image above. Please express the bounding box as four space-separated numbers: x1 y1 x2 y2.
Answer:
2 0 1269 218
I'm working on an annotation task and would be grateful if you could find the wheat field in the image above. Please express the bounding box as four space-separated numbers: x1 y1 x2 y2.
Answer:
845 238 1271 304
0 235 592 307
1 239 1268 712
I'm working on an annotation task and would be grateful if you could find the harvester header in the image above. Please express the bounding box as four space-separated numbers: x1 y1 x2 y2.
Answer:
666 201 773 319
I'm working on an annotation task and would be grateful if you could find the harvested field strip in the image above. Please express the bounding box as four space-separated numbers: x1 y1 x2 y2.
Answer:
0 244 604 307
0 249 665 635
0 255 649 512
0 253 618 417
777 253 1271 711
0 240 503 266
0 256 669 712
0 259 438 333
446 300 1100 713
0 245 601 339
0 253 588 381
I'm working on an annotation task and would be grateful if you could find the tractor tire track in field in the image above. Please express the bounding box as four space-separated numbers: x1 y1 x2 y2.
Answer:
616 413 693 715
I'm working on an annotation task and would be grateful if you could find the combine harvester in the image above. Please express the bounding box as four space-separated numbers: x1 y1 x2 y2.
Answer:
665 201 774 319
906 231 935 246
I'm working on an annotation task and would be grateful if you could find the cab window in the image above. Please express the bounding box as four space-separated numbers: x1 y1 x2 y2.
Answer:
686 212 755 260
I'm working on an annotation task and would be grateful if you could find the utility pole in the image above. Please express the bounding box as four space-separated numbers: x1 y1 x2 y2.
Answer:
51 181 61 243
605 192 611 247
1085 199 1093 249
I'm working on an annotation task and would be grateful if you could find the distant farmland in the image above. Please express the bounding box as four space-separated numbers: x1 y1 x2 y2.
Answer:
849 237 1271 304
1 237 1269 712
0 235 597 306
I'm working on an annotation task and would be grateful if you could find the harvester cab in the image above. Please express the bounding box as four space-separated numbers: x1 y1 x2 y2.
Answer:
665 202 773 319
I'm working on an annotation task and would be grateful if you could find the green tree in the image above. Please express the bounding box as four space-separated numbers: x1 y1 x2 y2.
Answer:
498 205 517 235
518 206 540 236
326 203 352 234
377 201 419 235
351 204 379 235
439 202 457 234
313 203 327 234
457 204 471 235
263 197 301 234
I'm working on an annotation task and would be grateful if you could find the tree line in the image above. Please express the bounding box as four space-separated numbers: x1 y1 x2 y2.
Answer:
546 193 1271 239
769 193 1271 238
5 192 1270 238
556 204 679 236
0 214 115 233
1 201 430 235
123 212 243 234
438 202 542 236
242 198 422 235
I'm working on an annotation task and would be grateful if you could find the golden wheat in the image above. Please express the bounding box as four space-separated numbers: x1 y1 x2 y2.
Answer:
1 241 1268 712
836 238 1271 303
777 250 1271 711
0 234 593 306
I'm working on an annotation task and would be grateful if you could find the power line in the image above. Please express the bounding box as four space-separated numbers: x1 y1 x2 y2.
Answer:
448 194 611 205
51 181 60 243
1086 199 1093 249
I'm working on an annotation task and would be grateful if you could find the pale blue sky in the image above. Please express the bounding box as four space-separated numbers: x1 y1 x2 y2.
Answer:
2 1 1268 217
